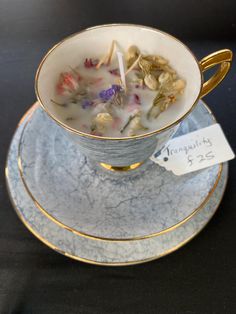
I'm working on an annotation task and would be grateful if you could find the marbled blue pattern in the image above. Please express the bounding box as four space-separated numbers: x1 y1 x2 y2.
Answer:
19 101 220 240
6 106 228 264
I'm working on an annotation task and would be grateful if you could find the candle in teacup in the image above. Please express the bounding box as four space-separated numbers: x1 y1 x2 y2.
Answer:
51 40 186 138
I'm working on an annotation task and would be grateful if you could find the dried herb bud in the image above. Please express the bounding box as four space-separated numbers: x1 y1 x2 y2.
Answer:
139 58 152 74
158 72 171 84
157 56 168 65
94 112 113 130
144 74 159 90
172 79 186 91
126 45 140 60
128 45 140 57
162 65 176 74
126 45 140 67
127 112 148 136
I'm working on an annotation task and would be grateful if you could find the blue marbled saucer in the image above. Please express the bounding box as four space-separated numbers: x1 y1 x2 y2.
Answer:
18 100 221 240
6 101 228 265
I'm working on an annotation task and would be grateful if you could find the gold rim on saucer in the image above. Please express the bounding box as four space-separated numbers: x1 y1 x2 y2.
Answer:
17 101 223 242
5 159 228 266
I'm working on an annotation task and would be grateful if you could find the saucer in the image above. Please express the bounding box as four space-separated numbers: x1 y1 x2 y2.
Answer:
5 101 228 265
18 100 221 240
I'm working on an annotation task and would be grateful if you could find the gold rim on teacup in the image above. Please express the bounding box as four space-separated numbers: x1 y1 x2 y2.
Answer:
35 23 233 141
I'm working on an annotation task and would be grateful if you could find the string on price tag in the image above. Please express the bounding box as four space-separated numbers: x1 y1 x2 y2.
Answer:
150 123 235 175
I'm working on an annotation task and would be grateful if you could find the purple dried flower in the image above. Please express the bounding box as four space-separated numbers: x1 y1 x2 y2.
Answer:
82 99 93 109
99 89 115 101
99 85 122 101
111 84 122 92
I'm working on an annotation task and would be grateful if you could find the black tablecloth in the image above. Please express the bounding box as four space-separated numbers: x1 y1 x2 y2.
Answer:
0 1 235 313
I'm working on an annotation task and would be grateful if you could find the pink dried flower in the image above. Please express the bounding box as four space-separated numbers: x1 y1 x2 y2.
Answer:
133 94 141 104
56 72 79 96
84 58 99 68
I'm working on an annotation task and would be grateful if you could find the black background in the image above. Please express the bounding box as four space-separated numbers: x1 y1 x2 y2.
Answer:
0 1 236 313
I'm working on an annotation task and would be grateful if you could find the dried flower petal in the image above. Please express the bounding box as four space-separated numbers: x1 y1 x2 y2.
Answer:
133 94 141 104
82 99 93 109
69 66 82 81
56 72 79 96
94 112 113 131
147 92 167 120
111 84 122 92
127 45 140 58
127 112 147 136
144 74 158 90
139 57 152 74
84 58 99 68
99 88 115 101
158 72 171 84
172 79 186 91
157 56 168 65
99 84 122 101
126 54 141 74
126 45 140 67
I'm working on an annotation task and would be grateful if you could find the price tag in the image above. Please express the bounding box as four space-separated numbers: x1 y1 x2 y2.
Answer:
150 123 235 175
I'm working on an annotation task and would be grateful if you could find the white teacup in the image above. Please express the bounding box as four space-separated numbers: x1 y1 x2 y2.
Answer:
35 24 232 170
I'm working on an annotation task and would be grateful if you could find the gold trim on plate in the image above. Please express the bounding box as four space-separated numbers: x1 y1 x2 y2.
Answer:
17 101 223 242
5 102 228 266
5 161 228 266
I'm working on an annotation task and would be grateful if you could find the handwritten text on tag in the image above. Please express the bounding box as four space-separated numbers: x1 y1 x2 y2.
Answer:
150 123 235 175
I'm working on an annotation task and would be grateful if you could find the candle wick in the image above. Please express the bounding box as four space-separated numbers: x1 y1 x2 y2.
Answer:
116 51 126 90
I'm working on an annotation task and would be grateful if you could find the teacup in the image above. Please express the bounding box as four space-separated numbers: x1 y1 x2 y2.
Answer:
35 24 232 170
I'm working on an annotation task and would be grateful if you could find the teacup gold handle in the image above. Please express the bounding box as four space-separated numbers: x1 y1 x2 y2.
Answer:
199 49 233 97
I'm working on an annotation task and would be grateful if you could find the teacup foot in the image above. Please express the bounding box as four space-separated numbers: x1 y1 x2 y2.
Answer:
100 162 143 172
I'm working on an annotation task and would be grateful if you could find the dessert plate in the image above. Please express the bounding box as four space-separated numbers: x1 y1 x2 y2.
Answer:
18 100 221 240
5 101 228 265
